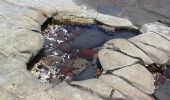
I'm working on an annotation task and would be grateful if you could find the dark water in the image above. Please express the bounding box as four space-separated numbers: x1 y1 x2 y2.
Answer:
97 6 122 16
28 24 138 84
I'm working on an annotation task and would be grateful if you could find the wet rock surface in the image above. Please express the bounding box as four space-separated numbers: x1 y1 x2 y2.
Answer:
1 0 170 100
30 24 137 84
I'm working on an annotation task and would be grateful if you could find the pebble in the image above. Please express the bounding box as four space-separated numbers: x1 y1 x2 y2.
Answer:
72 58 89 75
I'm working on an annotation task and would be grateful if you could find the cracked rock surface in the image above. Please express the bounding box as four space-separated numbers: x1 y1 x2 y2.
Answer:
0 0 170 100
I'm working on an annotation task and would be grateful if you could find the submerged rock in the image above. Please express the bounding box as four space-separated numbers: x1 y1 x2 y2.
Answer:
154 80 170 100
73 65 96 81
72 58 89 75
80 48 96 59
71 27 107 49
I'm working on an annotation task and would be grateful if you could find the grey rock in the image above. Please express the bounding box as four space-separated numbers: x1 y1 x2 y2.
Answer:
96 13 138 29
50 78 61 85
140 22 170 40
71 27 106 49
98 49 138 70
47 82 102 100
130 39 169 64
154 80 170 100
165 68 170 79
0 69 51 97
73 65 96 81
72 58 89 75
99 75 153 100
113 64 154 94
130 32 170 56
0 29 44 62
26 91 55 100
71 79 125 99
0 56 50 97
1 0 169 99
104 39 154 64
0 0 46 25
0 88 20 100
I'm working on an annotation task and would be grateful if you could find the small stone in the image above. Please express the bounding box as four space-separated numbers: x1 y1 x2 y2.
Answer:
80 48 96 59
72 58 89 75
60 66 72 75
58 42 72 53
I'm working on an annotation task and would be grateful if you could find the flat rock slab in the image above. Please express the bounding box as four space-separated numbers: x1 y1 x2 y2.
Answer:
104 39 154 64
71 79 125 99
26 91 55 100
98 49 138 71
0 29 44 62
140 22 170 41
99 75 153 100
96 13 138 29
130 32 170 56
47 82 102 100
0 69 50 98
130 39 169 64
113 64 154 94
0 88 19 100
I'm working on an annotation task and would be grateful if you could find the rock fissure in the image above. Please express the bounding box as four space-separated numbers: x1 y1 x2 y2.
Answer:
137 41 170 57
104 61 141 74
109 73 152 97
128 40 153 62
105 45 144 65
150 31 170 42
70 83 110 100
